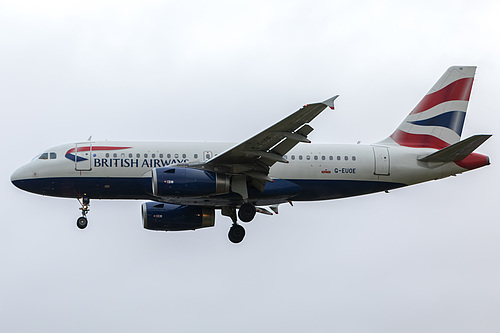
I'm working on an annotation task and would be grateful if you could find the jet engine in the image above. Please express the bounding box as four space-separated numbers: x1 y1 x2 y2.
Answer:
151 167 230 197
141 202 215 231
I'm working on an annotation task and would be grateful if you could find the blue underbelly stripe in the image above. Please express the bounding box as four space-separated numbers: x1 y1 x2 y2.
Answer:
12 177 406 202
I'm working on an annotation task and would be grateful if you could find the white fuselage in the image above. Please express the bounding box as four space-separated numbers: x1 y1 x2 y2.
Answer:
11 141 467 206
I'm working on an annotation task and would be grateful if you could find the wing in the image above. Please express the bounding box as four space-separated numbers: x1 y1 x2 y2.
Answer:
204 95 339 192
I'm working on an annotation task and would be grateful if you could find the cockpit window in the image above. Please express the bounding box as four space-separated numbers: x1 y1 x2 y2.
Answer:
33 152 56 161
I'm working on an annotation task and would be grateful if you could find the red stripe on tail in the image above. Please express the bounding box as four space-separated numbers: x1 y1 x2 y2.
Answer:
410 77 474 115
390 129 450 149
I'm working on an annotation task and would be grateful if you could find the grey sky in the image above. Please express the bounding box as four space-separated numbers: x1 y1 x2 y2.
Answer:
1 1 499 332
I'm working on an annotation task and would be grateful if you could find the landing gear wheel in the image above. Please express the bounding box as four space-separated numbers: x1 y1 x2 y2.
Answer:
77 216 88 230
228 224 245 243
77 196 90 230
238 203 256 222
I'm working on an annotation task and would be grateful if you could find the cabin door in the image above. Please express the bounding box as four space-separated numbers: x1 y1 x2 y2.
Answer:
74 143 92 171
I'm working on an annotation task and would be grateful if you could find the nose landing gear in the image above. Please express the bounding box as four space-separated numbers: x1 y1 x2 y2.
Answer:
77 216 88 229
77 197 90 229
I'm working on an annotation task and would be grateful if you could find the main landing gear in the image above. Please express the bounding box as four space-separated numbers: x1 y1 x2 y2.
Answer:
238 202 256 222
228 224 246 244
223 203 257 244
76 197 90 230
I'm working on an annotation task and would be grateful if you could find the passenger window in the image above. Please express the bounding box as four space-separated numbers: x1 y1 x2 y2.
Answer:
344 156 348 161
106 153 110 158
39 153 48 160
314 156 318 160
144 153 148 158
291 155 295 160
175 153 179 158
337 156 341 161
167 154 171 158
329 156 333 160
152 153 156 158
129 153 132 158
284 155 287 160
352 156 356 161
113 153 117 158
194 154 198 159
50 152 57 159
136 153 140 158
160 154 164 158
299 155 303 160
306 155 311 160
322 156 325 161
182 154 186 158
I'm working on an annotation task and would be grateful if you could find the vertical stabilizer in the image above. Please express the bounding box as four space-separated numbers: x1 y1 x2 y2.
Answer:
382 66 476 149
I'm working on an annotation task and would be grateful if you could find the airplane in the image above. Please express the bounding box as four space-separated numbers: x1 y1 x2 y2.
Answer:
11 66 491 243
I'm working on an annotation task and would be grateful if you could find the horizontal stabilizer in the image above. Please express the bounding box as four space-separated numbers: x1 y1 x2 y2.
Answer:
418 134 492 162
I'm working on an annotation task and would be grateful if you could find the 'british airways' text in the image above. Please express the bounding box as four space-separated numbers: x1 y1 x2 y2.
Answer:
93 158 188 168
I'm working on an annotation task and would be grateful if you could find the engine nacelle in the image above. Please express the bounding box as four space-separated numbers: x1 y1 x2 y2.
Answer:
141 202 215 231
152 167 230 197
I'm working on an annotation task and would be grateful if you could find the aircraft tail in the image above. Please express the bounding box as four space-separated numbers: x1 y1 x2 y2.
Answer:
382 66 476 149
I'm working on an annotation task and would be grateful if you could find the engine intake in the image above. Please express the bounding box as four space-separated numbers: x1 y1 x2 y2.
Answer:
152 167 230 197
142 202 215 231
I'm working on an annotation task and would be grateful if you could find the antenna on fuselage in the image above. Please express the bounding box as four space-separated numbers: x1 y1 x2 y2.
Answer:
87 135 92 141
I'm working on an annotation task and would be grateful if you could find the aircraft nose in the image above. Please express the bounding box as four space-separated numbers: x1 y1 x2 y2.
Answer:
11 165 26 187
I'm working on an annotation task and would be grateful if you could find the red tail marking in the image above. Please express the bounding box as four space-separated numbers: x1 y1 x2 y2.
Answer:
390 130 450 149
455 152 490 170
410 77 474 115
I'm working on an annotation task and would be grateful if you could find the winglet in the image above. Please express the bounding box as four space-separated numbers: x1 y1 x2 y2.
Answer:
322 95 339 110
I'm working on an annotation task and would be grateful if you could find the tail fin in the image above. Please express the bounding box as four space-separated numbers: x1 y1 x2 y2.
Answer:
383 66 476 149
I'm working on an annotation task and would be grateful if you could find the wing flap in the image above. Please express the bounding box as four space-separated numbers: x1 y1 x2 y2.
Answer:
272 131 310 143
240 150 288 164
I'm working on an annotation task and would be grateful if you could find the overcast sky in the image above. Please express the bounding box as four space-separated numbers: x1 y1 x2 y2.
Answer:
1 1 499 332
